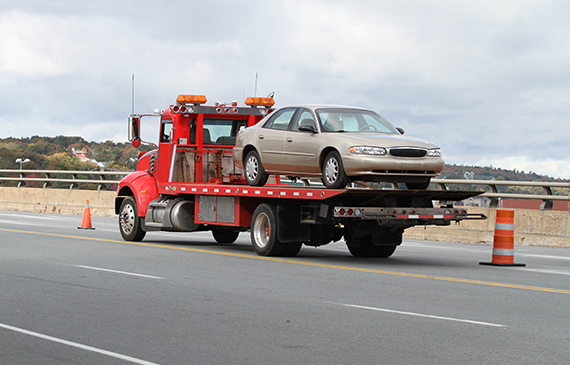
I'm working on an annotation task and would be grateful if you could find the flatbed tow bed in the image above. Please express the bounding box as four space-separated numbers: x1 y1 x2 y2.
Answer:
117 93 487 257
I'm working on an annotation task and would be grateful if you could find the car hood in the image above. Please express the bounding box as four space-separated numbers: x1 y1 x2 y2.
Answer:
327 132 440 149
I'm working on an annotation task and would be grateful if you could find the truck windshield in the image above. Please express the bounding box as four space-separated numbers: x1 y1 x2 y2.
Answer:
191 118 246 145
317 108 399 134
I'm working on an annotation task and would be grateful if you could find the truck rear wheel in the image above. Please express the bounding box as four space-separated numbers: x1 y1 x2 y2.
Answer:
212 227 240 244
119 196 146 242
250 203 284 256
376 245 397 258
280 242 302 257
346 236 379 257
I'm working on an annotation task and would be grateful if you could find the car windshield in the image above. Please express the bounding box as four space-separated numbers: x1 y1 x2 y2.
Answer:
316 108 399 134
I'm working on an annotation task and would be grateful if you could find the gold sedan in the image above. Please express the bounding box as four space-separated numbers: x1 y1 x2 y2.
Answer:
233 105 444 189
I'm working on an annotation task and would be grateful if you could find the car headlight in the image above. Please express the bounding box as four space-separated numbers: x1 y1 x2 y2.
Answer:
428 148 442 157
349 146 387 155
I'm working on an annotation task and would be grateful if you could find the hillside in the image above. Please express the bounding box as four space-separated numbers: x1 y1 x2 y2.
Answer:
0 136 153 171
1 136 568 195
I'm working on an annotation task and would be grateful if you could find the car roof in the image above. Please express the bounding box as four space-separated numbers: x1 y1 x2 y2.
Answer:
277 104 374 112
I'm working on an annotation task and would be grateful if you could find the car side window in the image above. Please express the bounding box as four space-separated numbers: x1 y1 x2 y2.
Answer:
263 109 295 130
290 109 316 131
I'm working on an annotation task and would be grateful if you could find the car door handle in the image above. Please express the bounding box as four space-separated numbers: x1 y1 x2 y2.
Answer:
258 135 264 140
286 138 293 142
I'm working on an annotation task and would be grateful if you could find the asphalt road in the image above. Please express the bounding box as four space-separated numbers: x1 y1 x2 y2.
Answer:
1 210 569 364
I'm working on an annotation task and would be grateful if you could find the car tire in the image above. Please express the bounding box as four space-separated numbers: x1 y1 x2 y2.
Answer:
118 196 146 242
322 151 349 189
244 150 269 186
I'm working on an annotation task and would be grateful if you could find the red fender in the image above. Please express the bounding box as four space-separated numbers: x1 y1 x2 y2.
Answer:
117 171 159 217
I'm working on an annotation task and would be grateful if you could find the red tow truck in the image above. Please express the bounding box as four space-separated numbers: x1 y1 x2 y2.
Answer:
116 94 485 257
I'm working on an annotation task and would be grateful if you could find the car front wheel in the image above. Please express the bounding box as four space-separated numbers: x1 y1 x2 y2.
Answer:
322 151 349 189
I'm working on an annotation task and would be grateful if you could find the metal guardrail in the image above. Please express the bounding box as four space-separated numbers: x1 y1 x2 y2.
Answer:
1 170 568 210
432 178 570 210
0 169 131 190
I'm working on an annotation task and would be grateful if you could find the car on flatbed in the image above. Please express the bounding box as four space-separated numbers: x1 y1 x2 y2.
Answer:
233 105 444 189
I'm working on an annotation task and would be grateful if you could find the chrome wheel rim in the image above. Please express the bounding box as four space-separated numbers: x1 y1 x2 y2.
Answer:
253 212 270 249
119 203 135 234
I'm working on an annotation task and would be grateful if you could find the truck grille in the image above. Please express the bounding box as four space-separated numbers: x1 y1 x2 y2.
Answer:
389 148 427 158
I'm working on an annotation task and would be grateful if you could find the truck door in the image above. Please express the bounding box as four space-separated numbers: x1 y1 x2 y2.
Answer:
157 117 173 186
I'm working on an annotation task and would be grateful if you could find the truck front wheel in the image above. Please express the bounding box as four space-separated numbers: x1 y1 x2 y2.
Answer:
250 203 284 256
119 196 146 242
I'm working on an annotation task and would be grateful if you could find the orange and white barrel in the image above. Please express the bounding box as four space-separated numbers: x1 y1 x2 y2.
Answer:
480 209 525 267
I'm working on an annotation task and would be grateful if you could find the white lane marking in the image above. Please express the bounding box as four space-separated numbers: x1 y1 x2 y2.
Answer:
74 265 164 280
338 303 506 328
520 254 570 261
0 322 161 365
515 268 570 276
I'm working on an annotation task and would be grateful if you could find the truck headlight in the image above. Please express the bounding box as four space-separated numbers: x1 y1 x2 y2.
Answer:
349 146 387 155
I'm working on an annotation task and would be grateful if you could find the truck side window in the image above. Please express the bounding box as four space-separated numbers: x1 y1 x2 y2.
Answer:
161 119 173 143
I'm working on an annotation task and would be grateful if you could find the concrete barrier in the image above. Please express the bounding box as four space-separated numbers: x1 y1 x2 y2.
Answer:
1 187 569 248
0 186 116 217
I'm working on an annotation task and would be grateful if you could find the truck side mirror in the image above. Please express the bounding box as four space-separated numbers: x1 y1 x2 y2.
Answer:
130 116 141 147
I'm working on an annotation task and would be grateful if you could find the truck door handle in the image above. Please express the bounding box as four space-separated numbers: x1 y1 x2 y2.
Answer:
286 138 293 142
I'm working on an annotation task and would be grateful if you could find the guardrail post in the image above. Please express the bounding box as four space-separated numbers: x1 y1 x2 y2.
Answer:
17 172 26 188
43 172 52 188
98 174 107 191
488 184 499 208
540 186 554 210
70 174 78 190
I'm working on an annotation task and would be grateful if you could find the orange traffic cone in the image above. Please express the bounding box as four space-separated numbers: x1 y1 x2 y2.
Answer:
480 209 524 266
78 199 95 230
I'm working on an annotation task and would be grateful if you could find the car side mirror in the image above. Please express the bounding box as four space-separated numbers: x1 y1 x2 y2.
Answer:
298 124 317 133
396 127 405 135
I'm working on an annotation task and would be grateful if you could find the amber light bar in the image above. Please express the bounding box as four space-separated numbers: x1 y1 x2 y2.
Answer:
245 97 275 107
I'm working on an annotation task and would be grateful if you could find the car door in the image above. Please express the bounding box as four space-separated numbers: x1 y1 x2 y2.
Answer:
282 109 320 173
255 108 296 171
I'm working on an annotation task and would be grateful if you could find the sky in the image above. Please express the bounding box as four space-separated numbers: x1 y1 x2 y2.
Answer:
1 0 570 178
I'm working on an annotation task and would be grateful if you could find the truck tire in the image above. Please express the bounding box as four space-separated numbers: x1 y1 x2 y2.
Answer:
250 203 284 256
245 150 269 186
212 227 240 244
280 242 302 257
322 151 349 189
375 245 397 258
346 236 379 257
119 196 146 242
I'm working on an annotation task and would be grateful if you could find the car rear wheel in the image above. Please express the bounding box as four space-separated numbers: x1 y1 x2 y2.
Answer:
322 151 349 189
244 150 269 186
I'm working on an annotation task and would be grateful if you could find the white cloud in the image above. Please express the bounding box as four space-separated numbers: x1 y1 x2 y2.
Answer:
1 0 570 179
